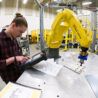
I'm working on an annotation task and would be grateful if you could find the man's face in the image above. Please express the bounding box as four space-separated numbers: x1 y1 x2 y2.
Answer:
11 23 27 39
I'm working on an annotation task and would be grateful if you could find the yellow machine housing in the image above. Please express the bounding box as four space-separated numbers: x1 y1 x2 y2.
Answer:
31 30 37 43
47 9 92 49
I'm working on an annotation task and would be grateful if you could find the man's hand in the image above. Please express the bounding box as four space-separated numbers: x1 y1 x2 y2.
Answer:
16 56 30 64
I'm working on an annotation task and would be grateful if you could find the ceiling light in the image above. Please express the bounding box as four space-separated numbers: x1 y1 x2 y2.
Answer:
23 0 28 4
0 0 2 2
54 0 59 1
82 1 92 6
56 9 63 13
54 0 61 2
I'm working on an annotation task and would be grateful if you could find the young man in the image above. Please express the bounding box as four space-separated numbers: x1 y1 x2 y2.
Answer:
0 13 30 83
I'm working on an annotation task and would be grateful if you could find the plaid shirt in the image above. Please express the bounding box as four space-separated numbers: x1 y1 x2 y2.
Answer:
0 30 24 83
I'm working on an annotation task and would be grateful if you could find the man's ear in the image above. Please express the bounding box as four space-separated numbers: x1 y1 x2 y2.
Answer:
11 23 16 28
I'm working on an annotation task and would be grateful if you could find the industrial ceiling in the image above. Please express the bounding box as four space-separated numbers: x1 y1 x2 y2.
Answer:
0 0 97 14
36 0 98 8
0 0 97 8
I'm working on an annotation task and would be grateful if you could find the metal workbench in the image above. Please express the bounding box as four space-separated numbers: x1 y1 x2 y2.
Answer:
17 51 98 98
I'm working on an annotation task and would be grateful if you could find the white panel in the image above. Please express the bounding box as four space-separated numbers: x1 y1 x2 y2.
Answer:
5 7 15 15
97 11 98 30
77 9 92 29
0 15 14 31
0 7 56 35
25 9 33 16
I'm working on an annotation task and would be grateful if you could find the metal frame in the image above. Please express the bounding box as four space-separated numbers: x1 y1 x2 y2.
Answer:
34 0 67 51
16 0 19 13
90 11 97 53
35 0 44 51
34 0 97 52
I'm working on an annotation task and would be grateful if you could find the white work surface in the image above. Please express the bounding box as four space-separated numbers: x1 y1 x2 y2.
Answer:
17 51 98 98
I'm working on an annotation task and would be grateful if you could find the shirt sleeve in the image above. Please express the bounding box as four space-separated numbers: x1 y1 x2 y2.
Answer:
0 59 6 70
0 40 7 70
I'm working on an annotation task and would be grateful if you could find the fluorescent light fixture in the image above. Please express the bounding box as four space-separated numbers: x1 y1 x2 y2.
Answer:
82 1 92 5
54 0 58 1
46 3 49 6
54 0 60 2
56 9 63 13
23 0 28 4
0 0 2 2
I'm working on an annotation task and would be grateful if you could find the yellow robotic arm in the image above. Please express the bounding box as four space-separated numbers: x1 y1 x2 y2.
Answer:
47 9 93 65
47 9 92 48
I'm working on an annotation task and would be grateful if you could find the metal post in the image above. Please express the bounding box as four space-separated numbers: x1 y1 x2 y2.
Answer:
16 0 19 12
90 11 97 53
34 0 45 51
40 7 45 50
96 11 98 54
34 0 41 8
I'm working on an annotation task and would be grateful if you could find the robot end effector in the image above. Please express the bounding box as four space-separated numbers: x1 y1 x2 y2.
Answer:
78 47 88 66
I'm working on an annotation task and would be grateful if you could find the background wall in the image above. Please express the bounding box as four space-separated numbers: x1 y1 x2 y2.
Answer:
0 6 97 36
0 7 56 36
97 11 98 32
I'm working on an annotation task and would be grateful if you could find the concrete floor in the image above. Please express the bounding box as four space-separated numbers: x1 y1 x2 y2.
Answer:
29 43 41 57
